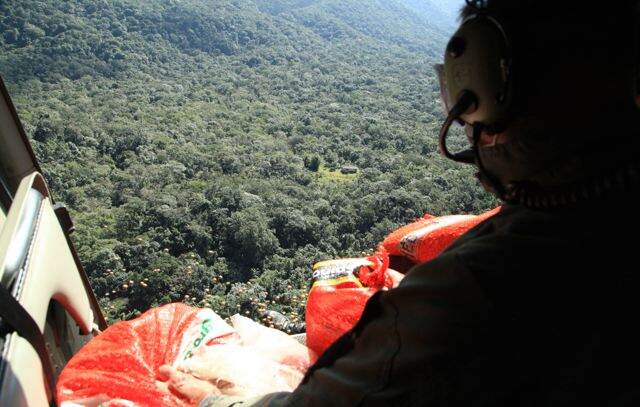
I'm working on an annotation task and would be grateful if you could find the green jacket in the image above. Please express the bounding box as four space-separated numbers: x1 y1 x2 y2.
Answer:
202 198 639 406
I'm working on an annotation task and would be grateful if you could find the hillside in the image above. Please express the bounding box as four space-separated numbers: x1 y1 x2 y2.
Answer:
0 0 495 324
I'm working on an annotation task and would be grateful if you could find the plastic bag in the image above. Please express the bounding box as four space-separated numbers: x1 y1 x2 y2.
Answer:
382 207 501 264
230 315 313 373
57 304 316 406
177 315 316 398
305 249 403 356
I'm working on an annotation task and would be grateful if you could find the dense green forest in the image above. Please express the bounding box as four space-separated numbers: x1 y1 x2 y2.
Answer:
0 0 496 326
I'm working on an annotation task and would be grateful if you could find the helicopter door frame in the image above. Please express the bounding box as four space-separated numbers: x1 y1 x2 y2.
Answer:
0 74 107 405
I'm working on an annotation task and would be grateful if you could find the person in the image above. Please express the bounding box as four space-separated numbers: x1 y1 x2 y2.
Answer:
160 1 640 405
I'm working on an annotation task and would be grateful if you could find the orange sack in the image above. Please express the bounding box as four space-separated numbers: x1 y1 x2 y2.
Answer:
382 207 501 264
57 303 316 406
57 303 215 406
305 250 404 356
305 208 501 356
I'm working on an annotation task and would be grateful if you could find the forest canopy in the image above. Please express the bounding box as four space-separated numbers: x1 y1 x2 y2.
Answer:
0 0 495 325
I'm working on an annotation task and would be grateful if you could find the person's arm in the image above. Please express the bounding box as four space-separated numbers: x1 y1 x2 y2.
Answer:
196 251 494 406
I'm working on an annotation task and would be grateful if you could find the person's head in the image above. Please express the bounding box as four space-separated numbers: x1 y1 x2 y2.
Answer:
440 0 640 202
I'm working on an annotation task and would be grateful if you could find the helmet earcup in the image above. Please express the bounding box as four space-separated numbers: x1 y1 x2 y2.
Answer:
443 15 513 129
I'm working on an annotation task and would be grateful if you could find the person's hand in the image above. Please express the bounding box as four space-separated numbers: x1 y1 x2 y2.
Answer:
157 365 221 402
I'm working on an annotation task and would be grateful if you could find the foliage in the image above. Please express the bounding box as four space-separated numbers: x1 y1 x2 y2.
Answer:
0 0 496 325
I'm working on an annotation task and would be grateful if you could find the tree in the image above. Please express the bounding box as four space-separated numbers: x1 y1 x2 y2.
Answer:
225 209 280 270
303 155 321 172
